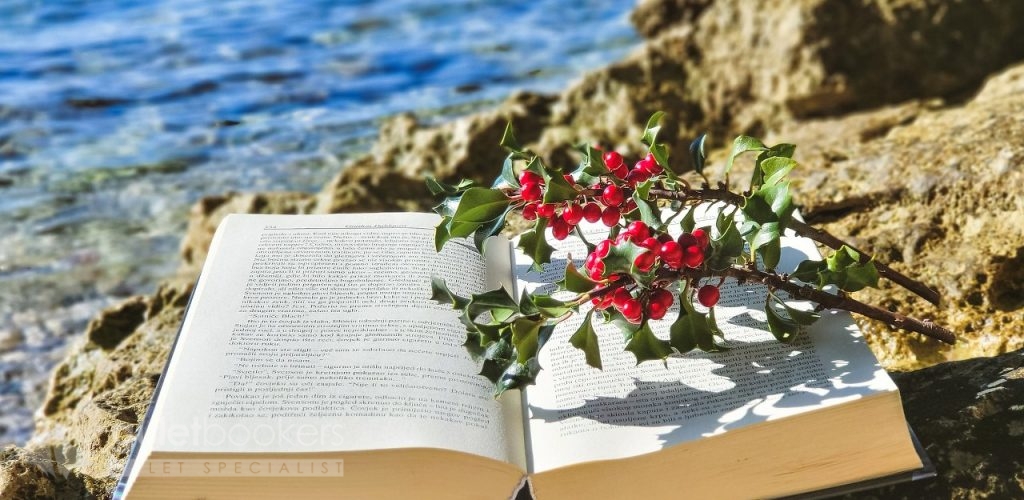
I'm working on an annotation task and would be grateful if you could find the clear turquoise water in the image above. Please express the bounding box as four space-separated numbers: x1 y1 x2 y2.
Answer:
0 0 638 445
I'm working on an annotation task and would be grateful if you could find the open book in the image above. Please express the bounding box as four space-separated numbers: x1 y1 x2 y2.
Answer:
116 212 924 499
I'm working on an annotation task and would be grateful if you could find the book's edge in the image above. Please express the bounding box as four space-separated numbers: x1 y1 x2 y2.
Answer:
779 424 936 500
112 280 201 500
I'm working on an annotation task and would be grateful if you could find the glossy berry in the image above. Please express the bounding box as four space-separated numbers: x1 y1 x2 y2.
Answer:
602 184 625 207
625 168 652 186
563 203 584 225
601 206 620 227
519 170 542 185
683 245 704 268
591 293 613 310
640 236 661 252
603 151 624 171
595 239 612 258
624 200 638 213
659 240 683 268
650 288 674 309
626 221 650 241
611 288 632 308
634 251 656 272
648 300 668 320
522 203 538 221
537 203 555 218
636 152 662 175
697 285 720 307
551 218 570 240
692 228 709 248
583 202 602 223
521 182 542 202
620 298 644 324
677 232 698 249
587 260 605 281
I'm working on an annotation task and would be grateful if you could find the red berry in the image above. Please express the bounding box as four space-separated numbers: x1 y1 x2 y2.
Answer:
693 228 710 248
521 182 542 202
626 221 650 241
640 236 661 251
592 293 613 310
625 168 652 186
519 170 542 185
537 203 555 218
636 152 662 175
612 165 629 179
650 288 674 309
697 285 720 307
595 239 612 258
582 202 602 223
551 218 570 240
620 298 643 323
585 252 600 271
602 184 624 207
677 232 698 249
624 200 638 213
603 151 624 171
658 233 673 243
611 288 632 307
601 206 620 227
563 203 584 225
683 245 704 268
522 203 538 221
563 174 575 184
659 241 683 269
634 251 656 272
588 260 605 281
648 301 668 320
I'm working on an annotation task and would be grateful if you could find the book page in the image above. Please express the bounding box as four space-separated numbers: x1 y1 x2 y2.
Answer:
139 213 525 468
518 215 897 472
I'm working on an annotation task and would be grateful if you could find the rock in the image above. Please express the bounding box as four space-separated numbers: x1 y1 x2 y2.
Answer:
315 91 554 214
84 297 147 350
850 348 1024 498
179 192 317 276
0 446 93 500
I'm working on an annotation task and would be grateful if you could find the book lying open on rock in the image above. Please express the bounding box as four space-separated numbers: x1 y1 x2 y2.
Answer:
117 212 926 499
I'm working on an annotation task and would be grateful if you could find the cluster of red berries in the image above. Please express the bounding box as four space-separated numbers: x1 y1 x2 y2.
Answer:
581 220 720 323
583 221 710 280
516 150 665 241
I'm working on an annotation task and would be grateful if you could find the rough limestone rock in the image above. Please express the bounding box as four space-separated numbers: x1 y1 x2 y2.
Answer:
852 348 1024 498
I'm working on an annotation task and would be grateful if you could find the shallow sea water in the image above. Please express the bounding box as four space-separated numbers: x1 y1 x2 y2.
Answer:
0 0 638 445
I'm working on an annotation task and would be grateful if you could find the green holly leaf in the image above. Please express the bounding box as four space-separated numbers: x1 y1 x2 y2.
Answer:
426 175 475 196
625 322 673 364
765 298 800 343
528 295 573 318
511 317 545 363
600 239 652 281
541 164 579 204
791 259 827 285
631 179 663 230
724 136 767 176
434 217 453 252
493 154 520 189
494 360 541 396
670 295 726 353
499 121 526 158
561 259 599 294
751 143 796 188
569 310 602 370
574 143 610 179
706 213 744 271
430 277 470 310
680 206 697 233
472 206 512 252
773 298 821 326
689 133 707 174
467 287 519 323
452 187 511 226
760 156 796 186
518 219 555 270
825 246 880 292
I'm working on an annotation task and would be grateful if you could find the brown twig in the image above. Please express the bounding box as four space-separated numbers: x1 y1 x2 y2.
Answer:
647 187 942 305
718 266 956 344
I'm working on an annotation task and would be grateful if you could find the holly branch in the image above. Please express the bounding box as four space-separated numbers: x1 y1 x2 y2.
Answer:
428 112 955 395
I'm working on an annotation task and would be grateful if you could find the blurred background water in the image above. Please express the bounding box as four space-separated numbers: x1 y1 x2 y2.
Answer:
0 0 638 445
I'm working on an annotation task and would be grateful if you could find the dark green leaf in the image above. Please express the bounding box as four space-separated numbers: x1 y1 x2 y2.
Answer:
511 317 543 363
425 175 475 196
601 239 652 280
757 234 781 269
467 287 519 322
765 298 800 343
824 246 880 292
430 277 470 310
518 219 555 270
641 111 665 147
724 136 767 176
760 157 796 186
670 295 726 353
472 206 512 252
494 155 520 189
792 259 827 285
625 323 672 364
690 134 707 174
452 188 512 224
434 217 453 252
483 336 514 362
772 298 821 326
499 121 522 153
569 310 602 370
631 179 663 230
541 166 580 204
562 259 599 294
530 295 573 318
680 206 697 233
